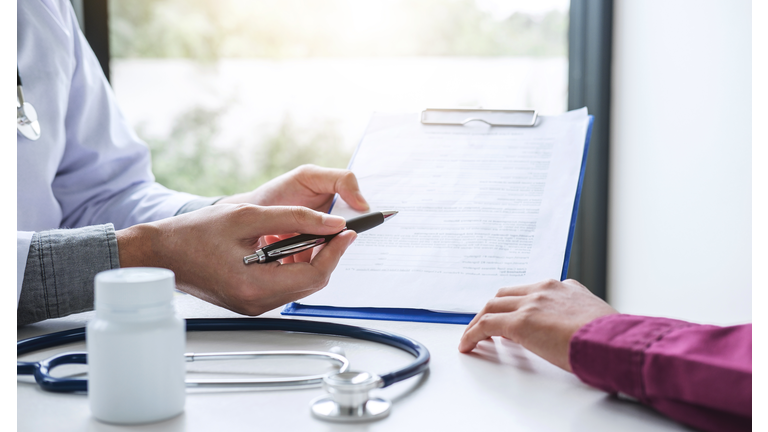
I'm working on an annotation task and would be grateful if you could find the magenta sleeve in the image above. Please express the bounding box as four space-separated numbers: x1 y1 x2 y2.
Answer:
569 314 751 432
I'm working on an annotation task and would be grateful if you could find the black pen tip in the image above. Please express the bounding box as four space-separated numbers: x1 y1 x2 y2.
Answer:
382 210 398 220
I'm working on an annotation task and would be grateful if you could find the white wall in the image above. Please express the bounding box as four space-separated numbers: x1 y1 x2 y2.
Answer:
608 0 751 325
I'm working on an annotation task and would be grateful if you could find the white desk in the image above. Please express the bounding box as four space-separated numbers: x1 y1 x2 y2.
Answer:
18 294 690 432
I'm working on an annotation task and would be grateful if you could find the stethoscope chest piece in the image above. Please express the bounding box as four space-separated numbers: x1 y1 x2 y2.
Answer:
16 67 40 141
19 318 430 423
17 68 41 141
310 371 391 422
17 101 41 141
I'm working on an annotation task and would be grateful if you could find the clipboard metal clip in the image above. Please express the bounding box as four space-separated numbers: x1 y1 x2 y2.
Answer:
420 108 538 127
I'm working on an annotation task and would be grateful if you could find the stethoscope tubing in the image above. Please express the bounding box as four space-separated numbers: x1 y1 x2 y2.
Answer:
17 317 430 392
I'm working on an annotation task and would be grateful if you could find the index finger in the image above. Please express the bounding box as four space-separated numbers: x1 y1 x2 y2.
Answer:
257 230 358 296
495 284 536 298
458 313 516 353
248 205 346 237
465 283 532 329
495 279 564 298
464 295 524 334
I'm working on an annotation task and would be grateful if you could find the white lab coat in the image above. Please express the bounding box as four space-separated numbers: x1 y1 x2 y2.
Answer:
16 0 198 305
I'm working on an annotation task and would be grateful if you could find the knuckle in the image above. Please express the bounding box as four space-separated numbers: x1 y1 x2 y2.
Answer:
486 297 501 310
529 291 548 304
232 203 257 218
564 278 587 291
506 315 527 340
515 307 535 326
334 170 358 193
340 170 356 184
502 317 518 335
541 279 559 290
524 302 543 320
477 314 493 328
295 164 317 177
289 206 313 225
524 302 541 314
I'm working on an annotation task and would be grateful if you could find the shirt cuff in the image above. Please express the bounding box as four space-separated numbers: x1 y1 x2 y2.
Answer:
17 224 120 326
175 196 224 215
568 314 694 402
17 231 34 307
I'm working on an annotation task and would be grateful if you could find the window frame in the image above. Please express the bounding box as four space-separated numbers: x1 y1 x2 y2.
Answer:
73 0 614 300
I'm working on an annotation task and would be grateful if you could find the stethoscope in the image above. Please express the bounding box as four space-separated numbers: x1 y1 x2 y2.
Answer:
17 317 430 423
17 68 41 141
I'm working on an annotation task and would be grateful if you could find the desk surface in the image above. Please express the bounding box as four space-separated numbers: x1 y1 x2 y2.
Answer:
18 294 690 432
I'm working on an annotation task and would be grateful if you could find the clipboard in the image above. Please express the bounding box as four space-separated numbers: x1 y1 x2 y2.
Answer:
283 110 595 325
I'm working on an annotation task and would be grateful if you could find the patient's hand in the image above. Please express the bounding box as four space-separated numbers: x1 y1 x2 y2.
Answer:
218 164 369 214
458 279 618 372
116 204 357 316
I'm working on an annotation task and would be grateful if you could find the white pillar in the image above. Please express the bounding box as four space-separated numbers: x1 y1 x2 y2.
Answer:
608 0 751 325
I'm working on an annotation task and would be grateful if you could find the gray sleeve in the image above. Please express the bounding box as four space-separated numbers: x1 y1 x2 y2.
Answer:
17 224 120 326
175 196 224 216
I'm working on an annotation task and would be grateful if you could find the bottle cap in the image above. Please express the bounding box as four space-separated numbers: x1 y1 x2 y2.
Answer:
95 268 175 311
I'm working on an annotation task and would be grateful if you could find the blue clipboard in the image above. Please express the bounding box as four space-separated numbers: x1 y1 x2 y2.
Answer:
283 115 595 325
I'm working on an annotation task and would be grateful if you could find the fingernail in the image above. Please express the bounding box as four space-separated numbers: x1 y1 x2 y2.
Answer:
323 214 346 227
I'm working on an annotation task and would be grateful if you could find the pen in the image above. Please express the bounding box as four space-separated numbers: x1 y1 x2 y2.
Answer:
243 210 398 265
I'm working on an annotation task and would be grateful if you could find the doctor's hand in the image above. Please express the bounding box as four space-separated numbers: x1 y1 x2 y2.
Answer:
115 204 357 316
217 164 370 214
458 279 618 372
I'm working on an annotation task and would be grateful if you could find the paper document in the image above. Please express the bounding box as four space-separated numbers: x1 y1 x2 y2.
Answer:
301 108 590 313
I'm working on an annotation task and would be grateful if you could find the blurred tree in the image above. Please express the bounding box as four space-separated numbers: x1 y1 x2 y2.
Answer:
142 108 350 196
259 117 350 181
143 107 246 196
114 0 567 197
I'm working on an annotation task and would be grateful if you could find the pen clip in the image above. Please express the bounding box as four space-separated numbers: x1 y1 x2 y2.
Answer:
265 238 326 257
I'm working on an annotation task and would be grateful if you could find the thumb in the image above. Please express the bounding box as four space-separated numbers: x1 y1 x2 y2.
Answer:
254 206 346 236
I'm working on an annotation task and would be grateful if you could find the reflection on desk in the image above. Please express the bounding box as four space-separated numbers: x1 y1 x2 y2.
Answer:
17 293 690 432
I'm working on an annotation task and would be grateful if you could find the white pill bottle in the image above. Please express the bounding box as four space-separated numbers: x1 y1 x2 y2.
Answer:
87 268 185 424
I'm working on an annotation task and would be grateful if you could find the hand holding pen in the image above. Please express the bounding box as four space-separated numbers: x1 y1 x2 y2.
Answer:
118 204 359 317
244 211 398 265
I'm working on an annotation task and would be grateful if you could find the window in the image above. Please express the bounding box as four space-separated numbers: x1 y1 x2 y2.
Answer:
107 0 570 196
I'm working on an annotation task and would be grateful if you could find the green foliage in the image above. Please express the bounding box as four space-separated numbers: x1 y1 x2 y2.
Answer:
115 0 568 196
141 107 351 197
259 118 351 181
109 0 567 60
